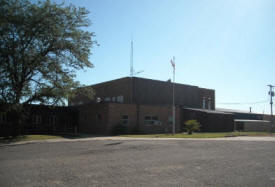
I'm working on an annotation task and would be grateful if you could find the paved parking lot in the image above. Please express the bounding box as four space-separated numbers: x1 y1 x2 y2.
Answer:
1 138 275 186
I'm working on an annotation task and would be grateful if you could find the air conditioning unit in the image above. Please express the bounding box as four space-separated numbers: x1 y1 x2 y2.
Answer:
154 120 162 125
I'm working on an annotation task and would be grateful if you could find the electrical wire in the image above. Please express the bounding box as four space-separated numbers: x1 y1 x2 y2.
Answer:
217 100 269 105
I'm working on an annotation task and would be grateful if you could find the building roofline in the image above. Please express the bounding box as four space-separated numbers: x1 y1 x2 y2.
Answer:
183 107 232 114
234 119 270 123
216 108 263 115
86 76 214 91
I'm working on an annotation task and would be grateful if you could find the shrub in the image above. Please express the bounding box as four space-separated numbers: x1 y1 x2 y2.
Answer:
184 120 200 134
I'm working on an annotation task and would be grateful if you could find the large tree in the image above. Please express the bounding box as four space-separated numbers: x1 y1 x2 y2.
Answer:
0 0 96 106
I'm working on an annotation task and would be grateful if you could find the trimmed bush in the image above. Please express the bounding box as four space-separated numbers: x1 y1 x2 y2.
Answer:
184 120 200 134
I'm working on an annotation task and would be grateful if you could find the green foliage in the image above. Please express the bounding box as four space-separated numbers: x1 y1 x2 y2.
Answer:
184 120 201 135
0 0 97 105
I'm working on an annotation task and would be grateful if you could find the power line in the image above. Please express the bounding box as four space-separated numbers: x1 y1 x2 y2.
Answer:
218 100 268 105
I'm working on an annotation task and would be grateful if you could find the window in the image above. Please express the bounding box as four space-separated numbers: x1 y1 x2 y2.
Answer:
117 96 124 103
144 115 160 125
208 98 211 110
121 115 129 125
104 97 111 102
202 97 206 109
168 116 173 124
112 97 116 102
144 116 151 121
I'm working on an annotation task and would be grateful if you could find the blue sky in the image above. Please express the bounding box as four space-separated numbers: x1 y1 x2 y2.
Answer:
59 0 274 114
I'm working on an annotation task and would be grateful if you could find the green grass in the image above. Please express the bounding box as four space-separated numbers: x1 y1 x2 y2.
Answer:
0 134 64 144
121 132 275 138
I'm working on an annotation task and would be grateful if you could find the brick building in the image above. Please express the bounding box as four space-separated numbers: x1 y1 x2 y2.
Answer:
70 77 234 134
1 77 271 136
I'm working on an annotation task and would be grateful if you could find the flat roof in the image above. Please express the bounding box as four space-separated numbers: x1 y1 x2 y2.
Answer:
183 107 232 114
216 108 263 115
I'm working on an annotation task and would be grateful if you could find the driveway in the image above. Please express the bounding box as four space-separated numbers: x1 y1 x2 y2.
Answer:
1 138 275 186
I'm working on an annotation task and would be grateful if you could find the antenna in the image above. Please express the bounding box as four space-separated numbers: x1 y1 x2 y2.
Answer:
129 38 144 77
130 39 134 77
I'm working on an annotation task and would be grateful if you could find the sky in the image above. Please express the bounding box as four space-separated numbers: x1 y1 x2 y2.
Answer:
57 0 274 114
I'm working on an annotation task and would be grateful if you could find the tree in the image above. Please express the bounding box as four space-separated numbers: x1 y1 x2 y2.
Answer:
184 120 200 135
0 0 96 106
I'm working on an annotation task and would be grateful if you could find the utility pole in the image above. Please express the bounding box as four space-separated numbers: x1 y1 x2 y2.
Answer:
267 84 274 132
130 39 133 104
130 39 133 77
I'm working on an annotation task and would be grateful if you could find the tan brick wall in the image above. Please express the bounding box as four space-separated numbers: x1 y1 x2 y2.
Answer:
137 105 181 133
107 103 137 133
76 103 204 135
243 121 271 132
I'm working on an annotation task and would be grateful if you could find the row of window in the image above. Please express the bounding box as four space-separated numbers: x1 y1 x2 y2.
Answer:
120 115 163 125
100 95 124 103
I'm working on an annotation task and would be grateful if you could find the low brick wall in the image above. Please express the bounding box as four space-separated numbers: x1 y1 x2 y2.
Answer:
243 121 272 132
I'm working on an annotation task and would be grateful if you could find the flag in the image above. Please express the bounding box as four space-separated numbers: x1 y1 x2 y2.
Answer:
170 58 175 69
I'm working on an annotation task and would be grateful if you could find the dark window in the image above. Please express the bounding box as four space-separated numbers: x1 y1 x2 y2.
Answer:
144 116 151 121
144 115 160 125
121 115 129 124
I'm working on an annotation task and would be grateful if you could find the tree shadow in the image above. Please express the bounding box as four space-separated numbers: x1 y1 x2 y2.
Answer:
0 133 107 145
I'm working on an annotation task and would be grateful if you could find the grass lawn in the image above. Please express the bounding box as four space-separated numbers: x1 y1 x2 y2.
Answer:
1 132 274 144
0 134 65 144
121 132 275 138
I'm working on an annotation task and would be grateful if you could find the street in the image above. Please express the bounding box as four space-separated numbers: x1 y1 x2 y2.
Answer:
1 138 275 186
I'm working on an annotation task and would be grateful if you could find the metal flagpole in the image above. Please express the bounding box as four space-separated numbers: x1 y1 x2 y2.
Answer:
172 57 175 135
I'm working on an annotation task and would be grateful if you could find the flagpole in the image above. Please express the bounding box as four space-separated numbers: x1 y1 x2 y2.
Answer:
172 56 175 135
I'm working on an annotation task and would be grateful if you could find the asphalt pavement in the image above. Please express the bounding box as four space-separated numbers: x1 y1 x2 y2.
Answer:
1 138 275 187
